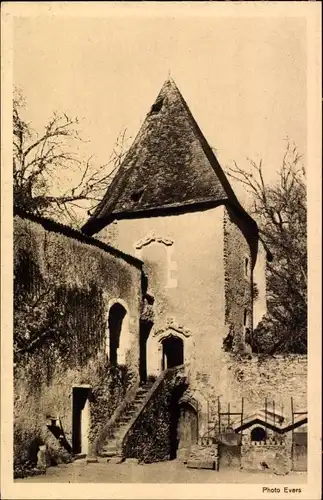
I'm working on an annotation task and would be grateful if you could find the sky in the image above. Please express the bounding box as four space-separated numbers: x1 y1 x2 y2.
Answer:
13 9 307 207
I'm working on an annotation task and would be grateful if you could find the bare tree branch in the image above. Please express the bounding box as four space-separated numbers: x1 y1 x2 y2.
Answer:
225 140 307 354
13 88 129 227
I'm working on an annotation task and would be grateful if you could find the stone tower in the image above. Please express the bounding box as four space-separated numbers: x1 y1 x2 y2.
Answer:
82 78 260 386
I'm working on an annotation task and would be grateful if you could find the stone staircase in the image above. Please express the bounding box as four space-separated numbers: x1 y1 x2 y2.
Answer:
99 380 155 462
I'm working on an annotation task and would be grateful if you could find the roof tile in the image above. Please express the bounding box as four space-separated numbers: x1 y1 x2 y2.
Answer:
83 79 243 234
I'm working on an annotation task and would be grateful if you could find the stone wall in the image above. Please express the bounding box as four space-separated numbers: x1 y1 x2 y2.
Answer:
188 353 307 437
241 438 291 473
253 240 267 328
186 443 219 470
292 435 307 472
14 214 142 470
219 444 241 469
95 209 307 469
218 354 307 414
223 206 253 346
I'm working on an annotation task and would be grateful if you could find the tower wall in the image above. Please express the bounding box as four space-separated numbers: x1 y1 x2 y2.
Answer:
253 240 268 328
223 206 254 344
98 207 227 376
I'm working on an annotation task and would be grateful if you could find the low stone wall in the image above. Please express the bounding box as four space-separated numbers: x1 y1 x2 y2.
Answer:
186 444 219 470
241 441 291 474
219 444 241 469
292 431 307 471
292 444 307 472
186 443 218 462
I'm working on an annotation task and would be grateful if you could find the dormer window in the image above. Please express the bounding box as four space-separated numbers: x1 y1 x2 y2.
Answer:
130 189 144 203
150 97 164 115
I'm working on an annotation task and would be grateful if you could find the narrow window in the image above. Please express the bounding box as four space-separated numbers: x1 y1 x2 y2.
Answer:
245 257 249 277
108 303 127 365
244 309 248 327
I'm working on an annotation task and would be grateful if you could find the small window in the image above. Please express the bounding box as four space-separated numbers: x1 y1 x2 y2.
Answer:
150 97 164 115
244 309 248 327
245 257 249 277
130 189 144 203
251 426 267 442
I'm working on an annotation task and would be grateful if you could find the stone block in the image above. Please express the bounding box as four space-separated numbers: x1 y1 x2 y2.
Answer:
177 447 191 462
108 456 125 464
187 460 215 470
37 445 50 469
125 458 139 464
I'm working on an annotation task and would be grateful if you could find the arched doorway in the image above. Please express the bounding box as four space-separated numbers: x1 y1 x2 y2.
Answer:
108 303 127 365
162 335 184 370
170 402 198 460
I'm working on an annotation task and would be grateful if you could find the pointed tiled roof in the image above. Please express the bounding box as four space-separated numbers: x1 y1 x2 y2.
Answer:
82 79 257 236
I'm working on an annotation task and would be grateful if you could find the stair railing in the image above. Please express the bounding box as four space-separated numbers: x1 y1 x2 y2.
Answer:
90 379 140 457
119 364 189 454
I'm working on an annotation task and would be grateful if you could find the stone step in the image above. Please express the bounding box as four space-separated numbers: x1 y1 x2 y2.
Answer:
113 426 127 436
120 413 133 419
102 441 117 447
127 403 142 411
101 445 118 453
107 456 125 464
99 384 154 459
137 388 150 394
137 386 150 392
101 446 117 453
114 429 127 438
134 394 147 400
119 414 132 420
131 400 144 407
133 399 146 406
122 415 133 421
123 410 136 417
125 405 136 412
187 460 216 470
101 450 117 458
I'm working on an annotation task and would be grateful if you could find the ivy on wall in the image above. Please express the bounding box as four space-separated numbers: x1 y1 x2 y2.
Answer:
14 218 109 364
122 371 188 463
13 215 140 476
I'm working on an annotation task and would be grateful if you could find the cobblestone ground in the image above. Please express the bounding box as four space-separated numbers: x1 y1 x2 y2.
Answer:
16 459 307 484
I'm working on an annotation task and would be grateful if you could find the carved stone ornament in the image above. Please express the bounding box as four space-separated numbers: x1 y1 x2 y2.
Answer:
134 231 174 250
153 317 192 338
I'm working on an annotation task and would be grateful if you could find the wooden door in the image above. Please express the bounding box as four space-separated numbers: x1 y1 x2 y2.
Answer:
177 404 198 459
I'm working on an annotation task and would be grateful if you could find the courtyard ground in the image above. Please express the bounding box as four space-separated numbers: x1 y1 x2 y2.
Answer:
16 458 307 484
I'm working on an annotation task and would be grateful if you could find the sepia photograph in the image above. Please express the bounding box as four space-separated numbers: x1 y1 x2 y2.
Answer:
1 2 321 499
